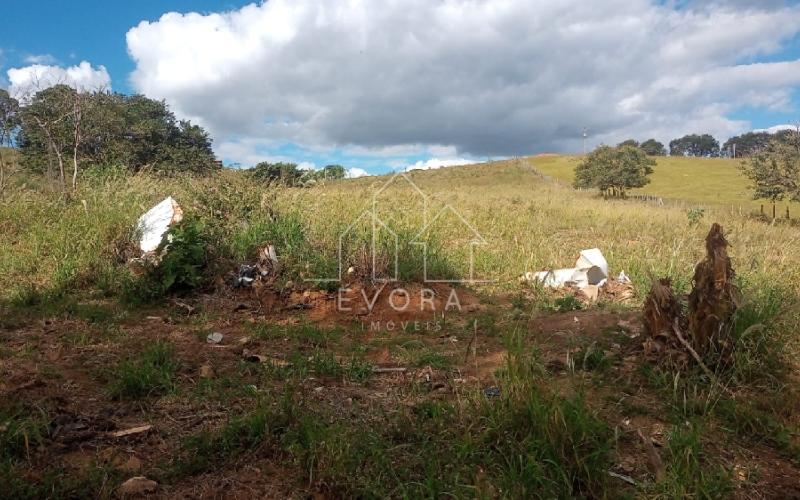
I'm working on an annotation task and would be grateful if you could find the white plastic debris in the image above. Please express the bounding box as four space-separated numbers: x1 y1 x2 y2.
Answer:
526 248 610 289
531 268 590 288
136 197 183 253
206 332 224 344
617 271 631 283
575 248 609 286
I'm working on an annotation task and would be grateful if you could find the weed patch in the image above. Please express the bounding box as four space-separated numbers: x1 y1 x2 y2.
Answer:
107 340 179 400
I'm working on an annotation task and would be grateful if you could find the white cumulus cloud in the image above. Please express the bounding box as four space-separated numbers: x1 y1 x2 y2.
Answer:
405 158 476 171
753 124 798 134
125 1 800 159
347 167 369 178
7 61 111 99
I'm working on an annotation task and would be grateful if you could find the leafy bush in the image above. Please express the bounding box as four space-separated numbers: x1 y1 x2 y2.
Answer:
123 217 207 303
687 207 705 225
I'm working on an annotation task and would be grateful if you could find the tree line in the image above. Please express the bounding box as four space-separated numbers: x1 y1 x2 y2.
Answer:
616 129 797 158
0 86 356 194
247 162 347 186
576 127 800 207
0 86 216 193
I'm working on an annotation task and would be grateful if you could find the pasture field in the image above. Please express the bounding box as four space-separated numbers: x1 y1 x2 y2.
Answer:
528 154 799 212
1 159 799 498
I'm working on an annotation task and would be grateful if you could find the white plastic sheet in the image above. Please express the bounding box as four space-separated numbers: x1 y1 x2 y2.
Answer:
136 197 183 253
528 248 610 289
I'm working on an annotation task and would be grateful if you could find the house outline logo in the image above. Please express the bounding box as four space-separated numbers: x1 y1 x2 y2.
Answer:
306 170 490 284
411 204 489 283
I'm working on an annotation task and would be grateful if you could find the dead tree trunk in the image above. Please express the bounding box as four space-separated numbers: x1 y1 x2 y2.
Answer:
643 223 739 367
688 223 738 356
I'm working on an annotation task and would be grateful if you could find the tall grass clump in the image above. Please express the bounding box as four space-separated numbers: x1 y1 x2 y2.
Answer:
651 422 733 498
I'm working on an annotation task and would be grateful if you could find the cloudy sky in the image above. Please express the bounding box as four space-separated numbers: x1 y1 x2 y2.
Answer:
2 0 800 173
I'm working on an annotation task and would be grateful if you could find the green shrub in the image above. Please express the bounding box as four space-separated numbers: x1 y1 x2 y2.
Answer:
553 293 583 312
122 217 207 304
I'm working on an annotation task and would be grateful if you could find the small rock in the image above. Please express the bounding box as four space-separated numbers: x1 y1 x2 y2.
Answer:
199 364 215 379
206 332 224 344
118 476 157 496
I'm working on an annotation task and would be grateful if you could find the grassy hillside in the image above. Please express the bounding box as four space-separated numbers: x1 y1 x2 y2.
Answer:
527 154 794 211
1 162 799 497
3 160 799 302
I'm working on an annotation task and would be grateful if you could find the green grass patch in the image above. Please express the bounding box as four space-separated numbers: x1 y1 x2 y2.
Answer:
170 351 613 498
107 340 180 400
651 422 734 498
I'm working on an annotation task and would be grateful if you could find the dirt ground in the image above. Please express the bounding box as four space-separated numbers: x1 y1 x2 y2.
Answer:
2 282 799 499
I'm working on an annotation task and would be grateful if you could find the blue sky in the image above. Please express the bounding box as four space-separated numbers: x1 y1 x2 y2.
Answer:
3 1 800 173
0 1 250 93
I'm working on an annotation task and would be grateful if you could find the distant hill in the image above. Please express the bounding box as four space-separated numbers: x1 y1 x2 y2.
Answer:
520 154 783 209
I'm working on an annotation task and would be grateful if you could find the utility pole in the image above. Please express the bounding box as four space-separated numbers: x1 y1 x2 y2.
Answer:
582 127 588 155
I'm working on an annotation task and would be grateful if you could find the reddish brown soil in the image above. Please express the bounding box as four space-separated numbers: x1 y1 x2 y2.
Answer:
1 283 798 498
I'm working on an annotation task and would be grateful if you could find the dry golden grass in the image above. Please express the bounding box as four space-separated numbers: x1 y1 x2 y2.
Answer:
3 159 800 304
291 160 800 296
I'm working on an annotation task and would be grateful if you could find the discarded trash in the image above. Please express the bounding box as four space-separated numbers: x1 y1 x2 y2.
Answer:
608 470 637 486
234 264 258 287
483 386 501 398
118 476 158 496
111 425 152 438
135 197 183 253
580 284 600 302
526 248 609 289
233 245 280 288
206 332 224 344
372 366 407 374
529 268 589 288
522 248 635 305
575 248 609 286
242 350 290 367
